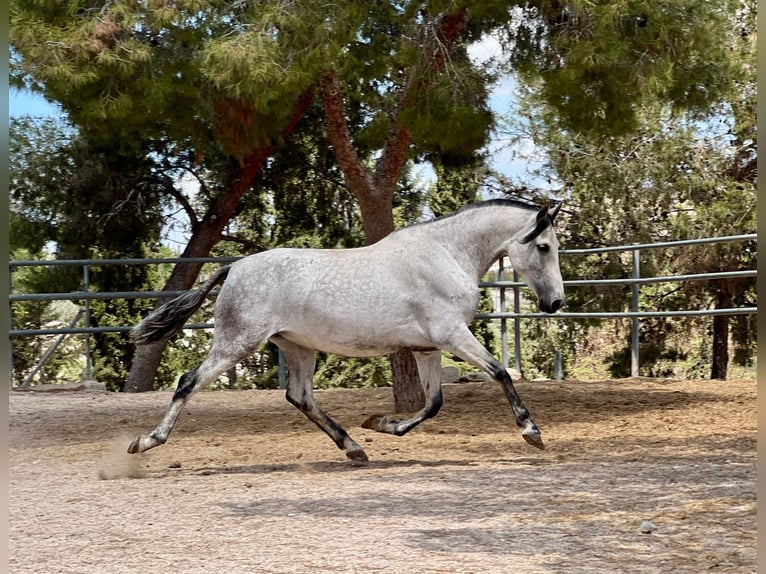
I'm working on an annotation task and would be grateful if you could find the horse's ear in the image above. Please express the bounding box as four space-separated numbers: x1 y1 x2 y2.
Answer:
520 205 552 244
549 202 562 221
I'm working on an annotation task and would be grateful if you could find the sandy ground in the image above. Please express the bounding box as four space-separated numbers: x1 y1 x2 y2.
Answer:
9 377 756 574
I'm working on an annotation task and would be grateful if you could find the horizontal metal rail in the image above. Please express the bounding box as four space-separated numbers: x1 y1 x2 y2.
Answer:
10 323 213 337
9 256 241 268
11 305 758 338
11 268 756 304
558 233 756 254
481 269 757 289
8 234 754 269
9 290 196 302
476 307 757 320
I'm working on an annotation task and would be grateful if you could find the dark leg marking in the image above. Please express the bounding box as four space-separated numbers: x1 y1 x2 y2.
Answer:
361 350 444 437
127 368 202 454
491 361 544 449
276 336 368 462
441 325 545 450
490 361 531 425
173 370 200 400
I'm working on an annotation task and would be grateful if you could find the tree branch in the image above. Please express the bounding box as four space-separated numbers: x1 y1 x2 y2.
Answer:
374 6 470 192
319 69 378 198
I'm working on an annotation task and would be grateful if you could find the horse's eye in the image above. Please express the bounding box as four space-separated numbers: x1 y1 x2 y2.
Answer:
537 243 550 253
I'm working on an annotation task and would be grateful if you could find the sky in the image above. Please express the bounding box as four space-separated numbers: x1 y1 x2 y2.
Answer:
9 88 63 119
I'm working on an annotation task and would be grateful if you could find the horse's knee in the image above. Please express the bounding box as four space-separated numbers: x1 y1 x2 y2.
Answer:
173 370 199 400
285 386 311 412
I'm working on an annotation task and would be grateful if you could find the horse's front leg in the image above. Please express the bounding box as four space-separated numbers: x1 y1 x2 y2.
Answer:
443 326 544 450
362 350 444 436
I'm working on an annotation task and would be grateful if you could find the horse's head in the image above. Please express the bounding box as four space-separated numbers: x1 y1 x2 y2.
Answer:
506 203 566 314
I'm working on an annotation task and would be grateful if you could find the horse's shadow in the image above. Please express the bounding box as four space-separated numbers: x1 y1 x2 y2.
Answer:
145 457 488 478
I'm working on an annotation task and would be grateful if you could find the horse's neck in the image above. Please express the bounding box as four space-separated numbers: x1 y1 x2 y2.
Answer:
431 207 529 279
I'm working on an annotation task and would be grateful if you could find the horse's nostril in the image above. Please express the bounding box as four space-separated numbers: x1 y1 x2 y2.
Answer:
551 299 564 312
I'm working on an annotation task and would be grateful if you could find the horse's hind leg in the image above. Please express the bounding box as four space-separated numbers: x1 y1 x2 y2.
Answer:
442 325 545 450
273 336 368 463
362 350 443 436
128 338 257 454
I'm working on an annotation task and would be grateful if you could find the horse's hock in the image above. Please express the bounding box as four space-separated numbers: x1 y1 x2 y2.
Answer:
9 377 756 574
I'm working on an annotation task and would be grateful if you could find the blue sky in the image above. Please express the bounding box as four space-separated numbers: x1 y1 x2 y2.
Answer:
10 88 64 118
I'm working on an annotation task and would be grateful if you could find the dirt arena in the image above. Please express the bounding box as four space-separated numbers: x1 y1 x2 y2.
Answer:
9 377 756 573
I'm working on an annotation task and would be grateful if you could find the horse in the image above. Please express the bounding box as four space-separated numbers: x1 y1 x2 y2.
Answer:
127 199 565 462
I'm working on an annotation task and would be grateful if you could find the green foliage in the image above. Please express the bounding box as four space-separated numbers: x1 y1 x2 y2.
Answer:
10 0 363 160
427 153 488 215
260 107 367 249
10 258 86 386
315 354 392 389
404 47 495 158
507 0 756 379
507 0 744 138
10 117 166 265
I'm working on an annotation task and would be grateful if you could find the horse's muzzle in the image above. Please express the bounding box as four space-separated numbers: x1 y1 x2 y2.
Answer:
540 299 565 314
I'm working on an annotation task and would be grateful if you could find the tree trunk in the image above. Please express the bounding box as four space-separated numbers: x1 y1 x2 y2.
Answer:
124 341 167 392
318 8 470 412
390 350 425 413
710 287 732 380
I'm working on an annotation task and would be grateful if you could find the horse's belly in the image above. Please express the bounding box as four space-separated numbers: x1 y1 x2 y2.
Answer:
278 312 431 358
284 334 400 358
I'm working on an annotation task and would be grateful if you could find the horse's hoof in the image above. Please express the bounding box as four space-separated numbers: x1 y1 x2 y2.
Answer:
346 448 369 463
522 428 545 450
127 434 158 454
127 436 143 454
361 415 383 430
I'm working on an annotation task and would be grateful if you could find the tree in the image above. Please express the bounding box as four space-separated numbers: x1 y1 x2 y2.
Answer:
505 0 744 139
10 1 499 401
10 115 174 388
11 0 350 390
504 0 756 379
317 5 500 411
12 0 747 396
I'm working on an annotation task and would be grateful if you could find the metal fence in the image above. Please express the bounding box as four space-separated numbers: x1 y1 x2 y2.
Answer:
8 234 757 384
477 234 757 376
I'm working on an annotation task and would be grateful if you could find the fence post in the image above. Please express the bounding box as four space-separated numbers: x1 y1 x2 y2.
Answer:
9 267 15 383
631 247 640 377
278 347 287 389
498 257 508 369
513 270 522 377
554 350 563 381
82 265 93 380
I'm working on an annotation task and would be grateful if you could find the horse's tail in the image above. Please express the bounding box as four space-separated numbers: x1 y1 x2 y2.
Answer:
131 266 232 345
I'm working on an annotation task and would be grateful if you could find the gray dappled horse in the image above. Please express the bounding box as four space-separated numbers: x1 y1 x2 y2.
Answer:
128 200 565 462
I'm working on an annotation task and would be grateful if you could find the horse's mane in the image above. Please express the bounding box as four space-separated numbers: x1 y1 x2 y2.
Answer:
454 198 539 215
395 198 539 234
